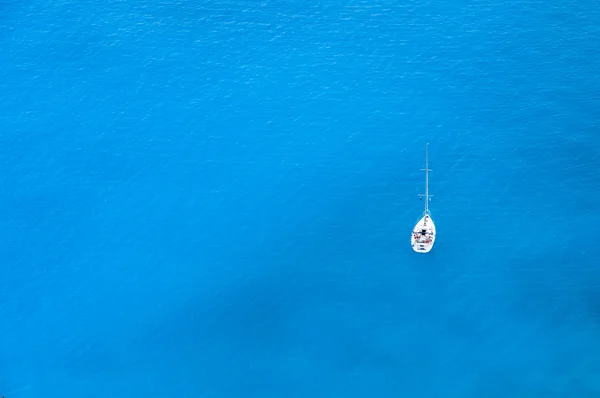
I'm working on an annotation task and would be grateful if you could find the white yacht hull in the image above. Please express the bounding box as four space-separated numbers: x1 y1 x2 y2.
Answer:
411 213 436 253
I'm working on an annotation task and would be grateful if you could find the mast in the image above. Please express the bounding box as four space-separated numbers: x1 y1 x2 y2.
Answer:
425 143 429 214
419 143 432 215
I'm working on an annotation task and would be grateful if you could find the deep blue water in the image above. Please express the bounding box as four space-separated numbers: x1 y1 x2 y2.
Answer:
1 0 600 396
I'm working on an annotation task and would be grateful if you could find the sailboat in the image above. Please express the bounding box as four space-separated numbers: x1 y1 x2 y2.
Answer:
411 143 436 253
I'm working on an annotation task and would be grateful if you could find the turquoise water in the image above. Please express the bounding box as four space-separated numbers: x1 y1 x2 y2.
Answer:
1 0 599 396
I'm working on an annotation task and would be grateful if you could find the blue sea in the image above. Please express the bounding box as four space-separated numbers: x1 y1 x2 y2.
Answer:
1 0 599 396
